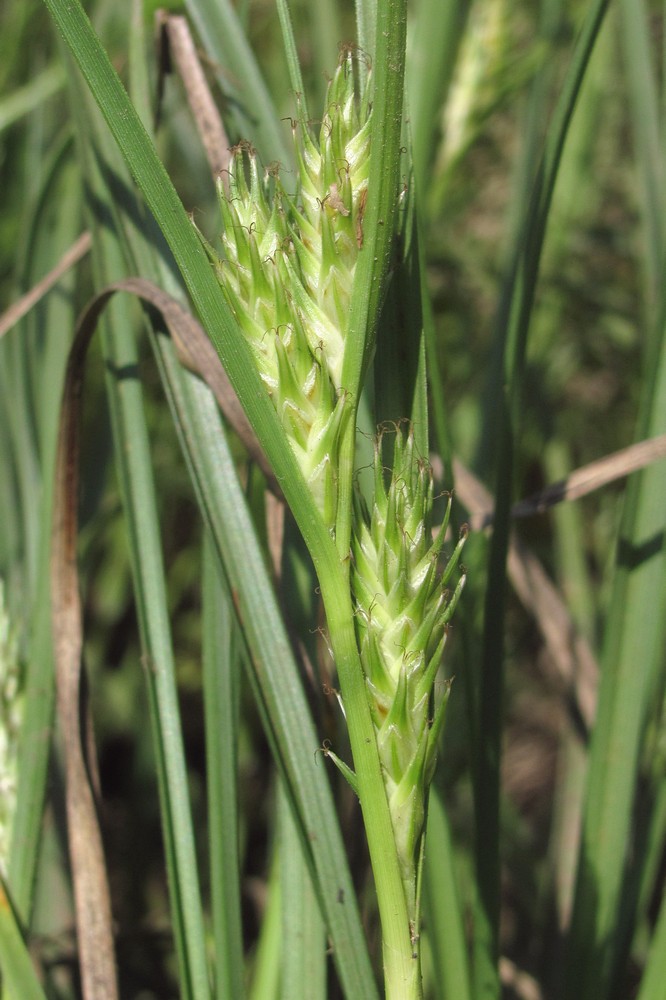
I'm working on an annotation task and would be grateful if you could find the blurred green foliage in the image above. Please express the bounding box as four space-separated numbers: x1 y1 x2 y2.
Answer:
1 1 665 997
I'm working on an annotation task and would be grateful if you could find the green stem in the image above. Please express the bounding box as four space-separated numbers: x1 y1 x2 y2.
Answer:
324 4 423 992
319 568 421 999
336 0 408 558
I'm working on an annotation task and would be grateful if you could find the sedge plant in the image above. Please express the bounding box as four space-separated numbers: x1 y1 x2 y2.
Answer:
4 0 666 999
7 0 468 995
202 48 467 994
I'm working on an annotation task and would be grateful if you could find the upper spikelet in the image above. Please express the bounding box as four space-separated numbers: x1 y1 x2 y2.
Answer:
205 49 372 528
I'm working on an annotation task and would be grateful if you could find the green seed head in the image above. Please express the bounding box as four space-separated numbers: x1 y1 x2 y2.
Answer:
351 428 467 895
206 49 372 527
434 0 509 179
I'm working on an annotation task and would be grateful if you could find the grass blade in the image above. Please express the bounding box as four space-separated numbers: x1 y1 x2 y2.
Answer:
248 845 281 1000
336 0 409 554
0 63 64 135
42 0 339 592
0 874 47 1000
54 21 378 987
276 0 309 123
562 0 666 992
406 0 470 196
202 534 244 1000
6 135 82 924
162 371 379 999
422 788 472 1000
183 0 290 163
373 190 429 457
61 79 211 998
618 0 665 323
636 857 666 1000
472 1 611 993
563 271 666 1000
355 0 376 60
278 780 327 1000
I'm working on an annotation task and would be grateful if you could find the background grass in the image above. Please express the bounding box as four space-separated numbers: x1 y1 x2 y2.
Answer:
1 0 666 998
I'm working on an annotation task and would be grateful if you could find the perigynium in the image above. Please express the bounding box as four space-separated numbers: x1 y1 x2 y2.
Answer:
351 428 467 916
205 48 371 528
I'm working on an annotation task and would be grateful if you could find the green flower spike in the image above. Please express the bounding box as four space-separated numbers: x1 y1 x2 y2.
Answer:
205 49 372 528
351 428 467 916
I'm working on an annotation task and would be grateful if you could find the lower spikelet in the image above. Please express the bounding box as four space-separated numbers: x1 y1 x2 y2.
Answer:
351 428 467 909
